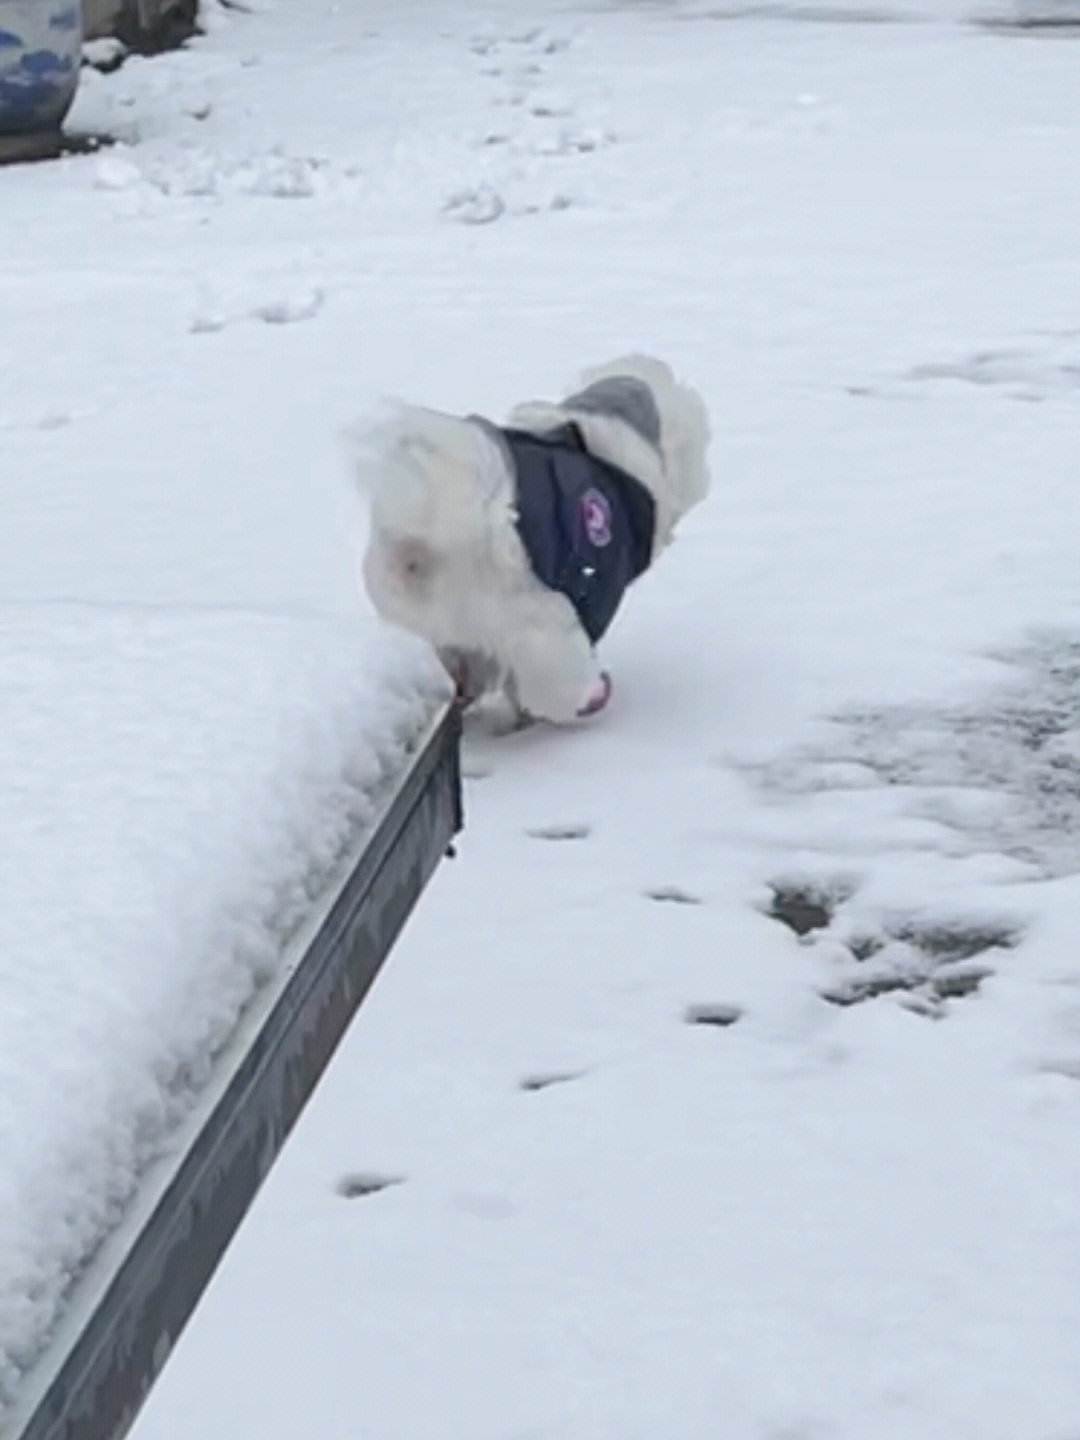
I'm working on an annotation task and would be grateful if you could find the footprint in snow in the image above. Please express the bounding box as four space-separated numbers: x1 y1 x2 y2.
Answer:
685 1003 743 1028
253 287 324 325
444 185 505 224
532 127 610 157
526 822 591 840
190 286 324 333
336 1172 404 1199
761 877 857 937
644 885 702 905
519 1070 584 1091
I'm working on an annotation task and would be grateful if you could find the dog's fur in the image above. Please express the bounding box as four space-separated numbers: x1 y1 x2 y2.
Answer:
351 355 710 723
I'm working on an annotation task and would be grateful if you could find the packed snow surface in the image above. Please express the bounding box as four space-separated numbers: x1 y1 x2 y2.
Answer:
4 0 1080 1435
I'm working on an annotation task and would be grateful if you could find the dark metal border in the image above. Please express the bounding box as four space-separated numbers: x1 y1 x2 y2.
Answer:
5 704 462 1440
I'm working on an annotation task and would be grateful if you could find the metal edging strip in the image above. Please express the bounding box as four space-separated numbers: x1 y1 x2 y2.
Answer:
4 702 462 1440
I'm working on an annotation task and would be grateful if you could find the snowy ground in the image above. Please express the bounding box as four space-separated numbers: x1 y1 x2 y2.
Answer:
1 0 459 1409
4 0 1080 1436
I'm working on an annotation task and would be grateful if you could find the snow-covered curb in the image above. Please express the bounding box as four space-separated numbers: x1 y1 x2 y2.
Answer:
0 604 451 1418
1 697 460 1440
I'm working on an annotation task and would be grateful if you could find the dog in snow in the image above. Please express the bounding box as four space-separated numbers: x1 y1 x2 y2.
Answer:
351 355 710 723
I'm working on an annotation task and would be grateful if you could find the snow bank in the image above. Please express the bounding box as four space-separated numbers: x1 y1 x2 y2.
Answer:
0 603 447 1408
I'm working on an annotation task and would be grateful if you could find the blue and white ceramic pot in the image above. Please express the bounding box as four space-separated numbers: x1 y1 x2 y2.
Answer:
0 1 82 137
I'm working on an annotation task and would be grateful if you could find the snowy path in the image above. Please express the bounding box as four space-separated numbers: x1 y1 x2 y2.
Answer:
4 0 1080 1436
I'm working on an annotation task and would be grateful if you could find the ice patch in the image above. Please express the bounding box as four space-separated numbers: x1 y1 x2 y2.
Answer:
759 879 1024 1015
755 637 1080 877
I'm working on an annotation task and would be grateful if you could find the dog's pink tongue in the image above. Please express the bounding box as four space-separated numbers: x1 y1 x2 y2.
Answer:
577 672 613 718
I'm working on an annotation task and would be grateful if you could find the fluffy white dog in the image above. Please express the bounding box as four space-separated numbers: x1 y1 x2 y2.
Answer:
351 355 710 723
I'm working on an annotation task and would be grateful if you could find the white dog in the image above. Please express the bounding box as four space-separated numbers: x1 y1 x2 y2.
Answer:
351 355 710 723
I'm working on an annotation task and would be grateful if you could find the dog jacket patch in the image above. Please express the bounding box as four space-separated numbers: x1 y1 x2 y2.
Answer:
500 422 656 643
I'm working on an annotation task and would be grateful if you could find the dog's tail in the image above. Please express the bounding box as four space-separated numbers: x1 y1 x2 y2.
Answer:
347 402 511 549
576 355 711 534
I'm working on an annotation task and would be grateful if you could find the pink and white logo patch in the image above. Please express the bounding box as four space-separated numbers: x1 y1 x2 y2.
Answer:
580 488 613 547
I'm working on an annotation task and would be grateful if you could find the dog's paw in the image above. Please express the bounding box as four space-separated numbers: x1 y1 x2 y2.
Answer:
577 671 612 717
441 646 498 709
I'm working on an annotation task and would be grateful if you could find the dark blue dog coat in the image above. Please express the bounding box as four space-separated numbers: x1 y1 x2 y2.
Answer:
497 422 657 643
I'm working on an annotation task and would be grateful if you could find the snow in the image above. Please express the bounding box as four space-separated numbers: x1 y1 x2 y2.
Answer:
3 0 1080 1436
1 0 455 1403
0 607 443 1404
